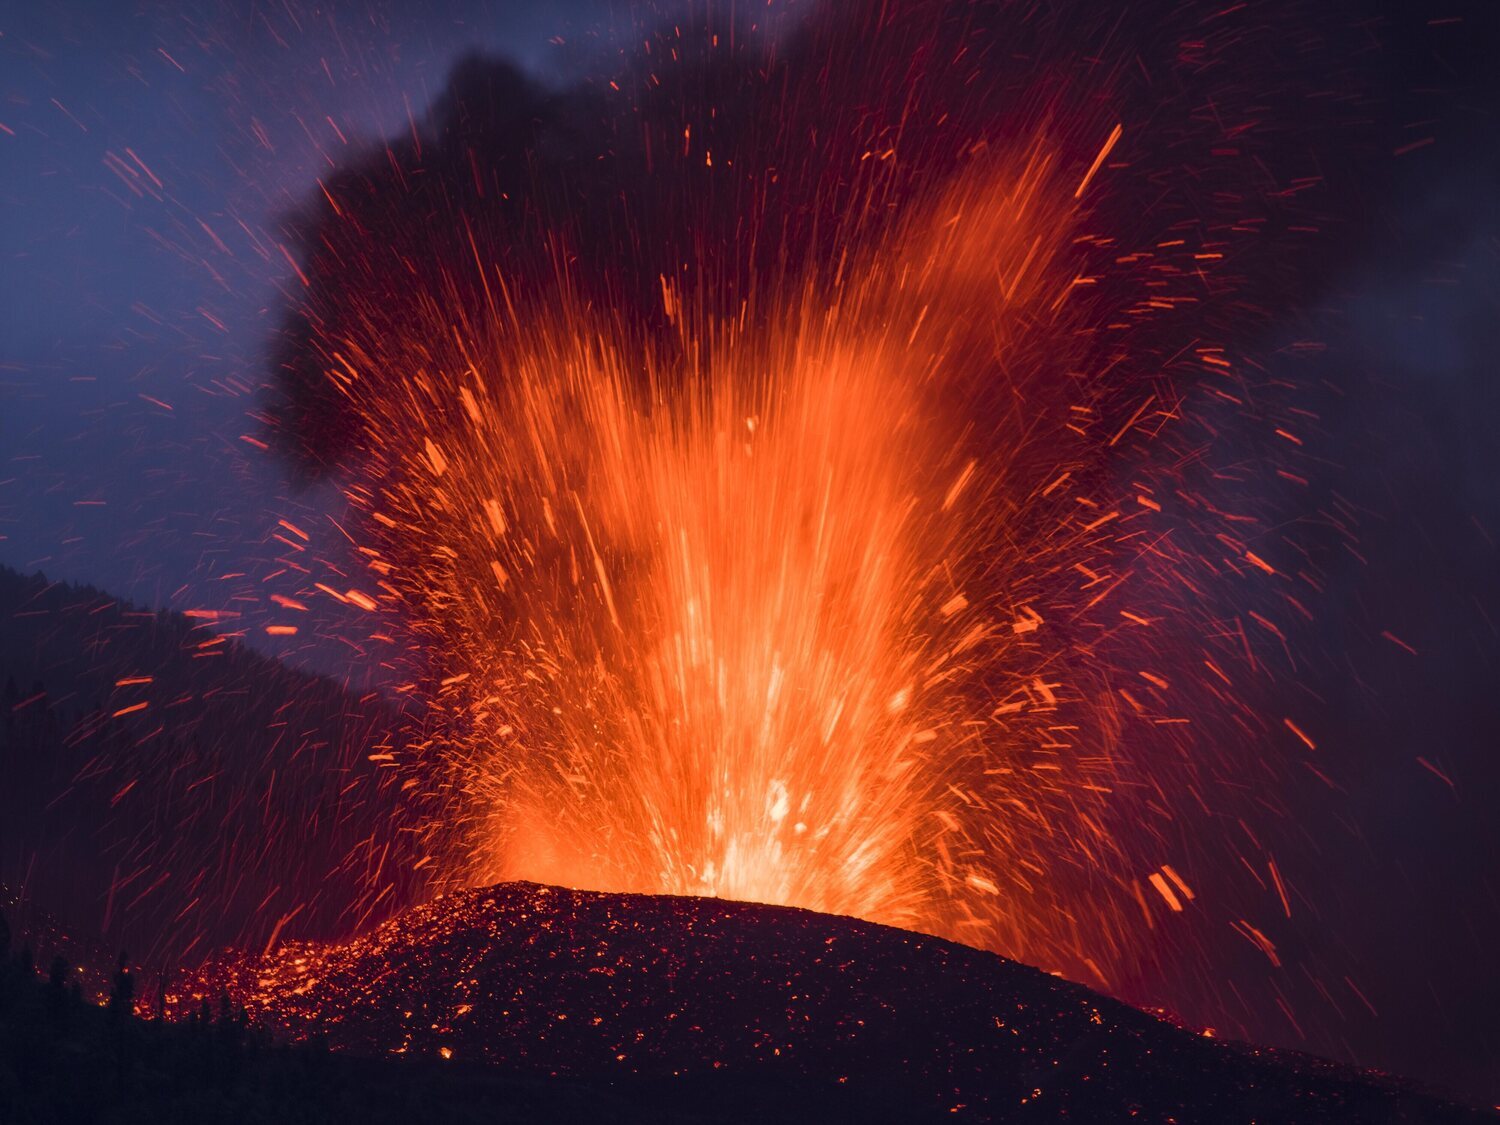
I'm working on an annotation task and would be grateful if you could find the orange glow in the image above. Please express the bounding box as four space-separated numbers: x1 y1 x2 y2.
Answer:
267 9 1336 990
313 139 1166 967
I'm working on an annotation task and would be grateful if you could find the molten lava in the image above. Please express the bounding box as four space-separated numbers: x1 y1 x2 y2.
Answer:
271 1 1343 989
331 146 1128 953
424 156 1087 933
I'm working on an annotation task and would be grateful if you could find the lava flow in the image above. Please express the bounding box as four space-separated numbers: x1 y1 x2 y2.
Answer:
269 0 1360 987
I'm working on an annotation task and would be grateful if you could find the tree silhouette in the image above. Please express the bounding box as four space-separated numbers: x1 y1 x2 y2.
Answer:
109 951 134 1018
46 954 70 1014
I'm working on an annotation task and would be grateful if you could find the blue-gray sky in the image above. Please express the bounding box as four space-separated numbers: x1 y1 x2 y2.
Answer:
0 0 641 671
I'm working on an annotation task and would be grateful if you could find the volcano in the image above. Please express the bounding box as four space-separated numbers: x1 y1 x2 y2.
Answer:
177 882 1487 1123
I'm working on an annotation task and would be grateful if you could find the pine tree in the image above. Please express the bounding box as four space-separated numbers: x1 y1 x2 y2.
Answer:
46 954 69 1013
109 951 134 1018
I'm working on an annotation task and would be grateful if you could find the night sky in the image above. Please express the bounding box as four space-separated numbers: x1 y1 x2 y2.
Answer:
2 0 1498 1106
1 0 632 674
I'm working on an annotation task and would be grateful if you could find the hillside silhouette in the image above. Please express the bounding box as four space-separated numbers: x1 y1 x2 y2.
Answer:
0 566 428 968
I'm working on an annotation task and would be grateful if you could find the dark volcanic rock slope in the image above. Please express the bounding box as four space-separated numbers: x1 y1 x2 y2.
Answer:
186 882 1487 1123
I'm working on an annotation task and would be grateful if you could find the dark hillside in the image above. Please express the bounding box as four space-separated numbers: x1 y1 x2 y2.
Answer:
0 567 427 966
180 882 1493 1123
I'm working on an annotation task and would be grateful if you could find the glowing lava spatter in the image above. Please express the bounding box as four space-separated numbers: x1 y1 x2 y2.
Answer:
331 151 1120 948
272 1 1341 984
